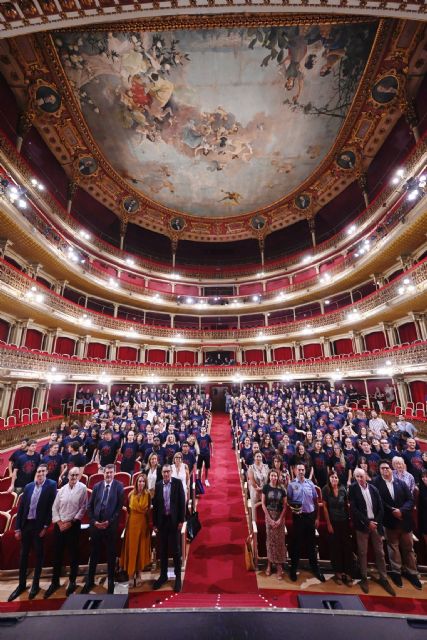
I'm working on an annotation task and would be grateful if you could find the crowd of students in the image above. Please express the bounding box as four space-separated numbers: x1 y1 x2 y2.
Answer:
6 385 213 600
232 382 427 593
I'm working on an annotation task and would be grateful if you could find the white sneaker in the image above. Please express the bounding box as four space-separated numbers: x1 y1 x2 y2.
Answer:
205 479 210 487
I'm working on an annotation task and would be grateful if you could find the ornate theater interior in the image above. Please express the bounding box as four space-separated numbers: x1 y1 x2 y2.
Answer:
0 0 426 632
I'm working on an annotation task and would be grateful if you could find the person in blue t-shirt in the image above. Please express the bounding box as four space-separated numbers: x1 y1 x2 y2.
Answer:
8 440 40 494
42 443 64 482
197 425 213 487
8 439 29 477
120 431 140 475
96 430 120 468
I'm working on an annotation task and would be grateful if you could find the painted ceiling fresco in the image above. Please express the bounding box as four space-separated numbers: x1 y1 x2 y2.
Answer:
54 22 377 218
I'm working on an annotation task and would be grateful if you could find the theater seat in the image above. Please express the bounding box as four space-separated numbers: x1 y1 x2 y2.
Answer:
88 473 104 489
0 492 15 512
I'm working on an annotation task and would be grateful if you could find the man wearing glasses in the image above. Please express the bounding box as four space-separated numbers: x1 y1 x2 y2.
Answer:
44 467 88 598
152 464 186 592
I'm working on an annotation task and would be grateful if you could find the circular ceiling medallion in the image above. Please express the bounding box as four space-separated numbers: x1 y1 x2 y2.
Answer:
335 149 357 171
170 216 186 231
294 193 311 210
34 84 62 114
250 214 267 230
77 155 98 177
371 74 399 105
122 196 140 214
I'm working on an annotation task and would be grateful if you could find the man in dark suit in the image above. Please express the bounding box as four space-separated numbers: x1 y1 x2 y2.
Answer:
152 464 186 592
8 464 57 601
349 467 395 596
81 464 124 594
374 460 422 590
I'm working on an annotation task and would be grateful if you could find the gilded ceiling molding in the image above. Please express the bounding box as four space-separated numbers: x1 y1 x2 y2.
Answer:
0 2 426 38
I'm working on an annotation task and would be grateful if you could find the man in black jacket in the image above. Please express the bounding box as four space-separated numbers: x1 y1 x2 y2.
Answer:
8 464 57 601
81 464 124 594
374 460 421 590
152 464 186 592
349 468 395 596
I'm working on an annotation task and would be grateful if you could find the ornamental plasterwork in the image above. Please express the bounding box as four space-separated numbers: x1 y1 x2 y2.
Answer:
0 16 426 242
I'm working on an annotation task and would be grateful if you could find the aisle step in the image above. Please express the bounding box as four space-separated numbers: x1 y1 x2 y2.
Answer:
153 593 271 609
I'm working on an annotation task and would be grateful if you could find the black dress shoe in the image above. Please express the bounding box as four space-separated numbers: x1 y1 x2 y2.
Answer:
359 578 369 594
174 579 182 593
289 569 297 582
403 572 423 590
153 576 168 590
389 572 403 588
107 582 115 594
66 582 77 597
29 584 40 600
8 585 26 602
313 571 326 583
80 583 95 594
378 578 396 596
44 582 61 598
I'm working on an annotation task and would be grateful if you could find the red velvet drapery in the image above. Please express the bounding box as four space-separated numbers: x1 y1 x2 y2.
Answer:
410 381 427 404
398 322 418 344
13 386 34 410
25 329 43 349
364 331 386 350
118 346 138 361
55 336 76 356
244 349 265 363
334 338 354 355
87 342 107 358
147 349 167 363
302 343 323 358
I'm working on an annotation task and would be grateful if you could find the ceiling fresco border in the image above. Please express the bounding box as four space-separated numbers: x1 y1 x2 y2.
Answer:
34 15 391 232
0 14 425 242
0 1 426 39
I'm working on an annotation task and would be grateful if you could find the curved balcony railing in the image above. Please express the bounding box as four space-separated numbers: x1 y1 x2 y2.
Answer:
1 342 426 380
1 129 426 288
1 256 426 344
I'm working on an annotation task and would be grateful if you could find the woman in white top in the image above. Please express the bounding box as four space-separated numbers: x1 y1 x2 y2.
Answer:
145 452 161 497
248 451 269 514
171 452 190 502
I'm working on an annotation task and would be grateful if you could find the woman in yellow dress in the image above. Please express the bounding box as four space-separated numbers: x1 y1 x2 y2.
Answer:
120 474 151 586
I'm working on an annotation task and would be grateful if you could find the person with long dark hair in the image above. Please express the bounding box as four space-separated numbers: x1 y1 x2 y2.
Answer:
322 472 353 585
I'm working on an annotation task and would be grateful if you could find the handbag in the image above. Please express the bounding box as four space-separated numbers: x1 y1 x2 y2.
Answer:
244 535 255 571
187 511 202 542
195 478 205 495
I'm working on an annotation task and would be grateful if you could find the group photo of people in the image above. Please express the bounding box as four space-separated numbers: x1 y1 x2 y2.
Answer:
232 381 427 594
5 385 213 601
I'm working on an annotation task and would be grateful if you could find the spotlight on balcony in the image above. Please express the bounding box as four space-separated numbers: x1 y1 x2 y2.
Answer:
99 372 112 385
186 297 194 305
79 229 91 240
347 225 356 236
125 257 135 266
252 295 260 303
81 314 92 327
109 278 119 289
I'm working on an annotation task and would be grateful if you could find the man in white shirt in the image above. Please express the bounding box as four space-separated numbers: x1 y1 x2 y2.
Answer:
349 468 395 596
44 467 88 598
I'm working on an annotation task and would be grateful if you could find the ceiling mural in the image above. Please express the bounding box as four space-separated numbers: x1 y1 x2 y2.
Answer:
53 23 378 218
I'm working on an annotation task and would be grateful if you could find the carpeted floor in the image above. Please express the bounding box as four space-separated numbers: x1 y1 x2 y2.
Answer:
181 413 258 594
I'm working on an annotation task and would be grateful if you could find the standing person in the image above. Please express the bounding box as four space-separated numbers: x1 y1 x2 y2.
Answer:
81 465 124 594
196 425 213 486
120 474 151 587
418 469 427 547
171 452 190 502
322 472 353 585
120 430 139 477
44 467 88 598
349 468 395 596
8 440 40 494
8 465 57 601
152 464 186 593
262 469 287 580
373 460 421 590
248 452 270 513
287 464 325 583
8 439 29 477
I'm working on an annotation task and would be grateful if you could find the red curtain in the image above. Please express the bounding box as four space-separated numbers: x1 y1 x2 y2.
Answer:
0 318 9 342
175 350 196 364
118 346 138 361
364 331 386 351
47 384 75 413
398 322 418 344
334 338 354 355
147 349 167 363
13 387 34 410
87 342 107 358
274 346 293 361
410 381 427 404
303 343 323 358
244 349 265 363
55 336 75 356
25 329 43 349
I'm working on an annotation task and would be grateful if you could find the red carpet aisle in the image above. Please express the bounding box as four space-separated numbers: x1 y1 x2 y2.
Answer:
182 413 258 593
